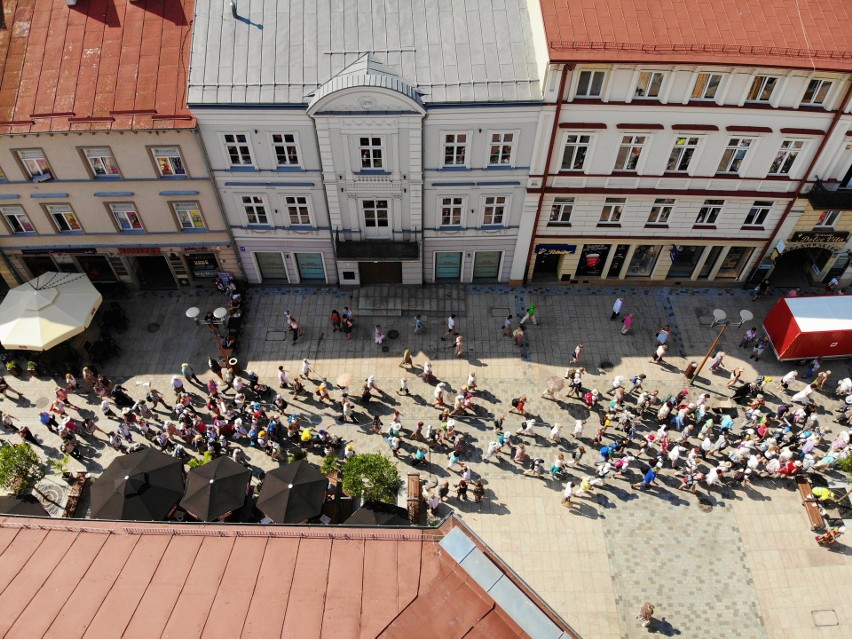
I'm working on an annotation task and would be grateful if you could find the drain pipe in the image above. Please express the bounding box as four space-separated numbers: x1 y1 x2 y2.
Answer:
759 79 852 269
522 64 571 286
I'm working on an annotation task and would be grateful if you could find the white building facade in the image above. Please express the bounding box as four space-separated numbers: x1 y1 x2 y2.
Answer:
188 1 542 285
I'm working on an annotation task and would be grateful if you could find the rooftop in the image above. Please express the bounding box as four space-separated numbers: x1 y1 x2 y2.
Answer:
538 0 852 72
0 0 196 134
188 0 542 105
0 515 576 639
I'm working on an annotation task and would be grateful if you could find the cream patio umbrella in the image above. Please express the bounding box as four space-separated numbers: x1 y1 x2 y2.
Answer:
0 272 102 351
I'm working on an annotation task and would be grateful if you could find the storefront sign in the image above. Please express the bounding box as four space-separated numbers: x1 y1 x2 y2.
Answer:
786 231 850 251
118 247 161 255
21 248 95 255
182 246 210 252
535 244 577 256
188 252 219 278
575 244 610 277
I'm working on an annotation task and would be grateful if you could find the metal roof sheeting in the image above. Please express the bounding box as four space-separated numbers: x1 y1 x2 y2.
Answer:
188 0 542 105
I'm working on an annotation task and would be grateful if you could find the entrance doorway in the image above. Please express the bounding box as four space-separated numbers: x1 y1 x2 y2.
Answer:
771 247 833 288
434 252 462 282
359 262 402 284
132 256 177 289
532 253 560 281
255 252 288 283
473 251 502 282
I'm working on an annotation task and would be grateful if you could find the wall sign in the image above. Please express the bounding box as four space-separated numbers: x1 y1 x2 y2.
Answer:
535 244 577 256
575 244 610 277
188 252 219 278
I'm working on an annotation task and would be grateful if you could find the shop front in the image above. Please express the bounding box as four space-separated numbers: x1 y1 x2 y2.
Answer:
770 230 850 286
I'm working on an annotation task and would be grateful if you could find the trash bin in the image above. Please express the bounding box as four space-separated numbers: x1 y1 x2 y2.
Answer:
684 361 698 379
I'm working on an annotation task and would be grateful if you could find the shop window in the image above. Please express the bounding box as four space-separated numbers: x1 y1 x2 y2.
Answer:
667 245 704 279
77 256 117 282
1 205 36 234
152 147 186 176
716 247 754 279
698 246 723 279
626 245 660 278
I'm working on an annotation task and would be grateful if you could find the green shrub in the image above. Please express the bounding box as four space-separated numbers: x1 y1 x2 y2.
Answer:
341 453 403 503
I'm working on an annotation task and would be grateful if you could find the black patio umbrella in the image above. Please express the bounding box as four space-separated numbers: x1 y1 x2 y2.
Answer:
256 459 328 523
344 501 409 526
180 456 251 522
88 447 184 521
0 494 50 517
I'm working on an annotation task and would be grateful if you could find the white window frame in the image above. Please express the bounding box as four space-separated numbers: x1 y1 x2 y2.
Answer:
284 195 312 226
108 202 144 232
816 210 841 228
362 199 390 228
666 137 701 173
746 75 778 103
439 196 464 227
769 139 806 175
548 197 574 225
270 133 301 167
17 149 52 180
647 198 675 225
222 133 254 167
1 205 36 234
239 194 270 226
575 70 606 98
615 135 646 171
561 133 592 171
83 147 120 177
442 132 470 168
172 201 205 230
800 79 832 106
151 147 187 177
634 71 665 99
45 204 83 233
717 138 754 174
691 73 723 100
744 200 773 227
481 195 508 226
487 131 516 166
695 199 724 225
599 198 626 224
358 137 384 170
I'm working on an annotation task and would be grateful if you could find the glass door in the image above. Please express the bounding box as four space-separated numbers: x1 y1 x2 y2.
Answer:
473 251 502 281
434 252 462 281
255 252 288 282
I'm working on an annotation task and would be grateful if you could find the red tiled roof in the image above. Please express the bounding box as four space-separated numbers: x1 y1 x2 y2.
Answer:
0 516 567 638
0 0 195 133
539 0 852 72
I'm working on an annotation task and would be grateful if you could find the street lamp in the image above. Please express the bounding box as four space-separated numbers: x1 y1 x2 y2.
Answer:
185 305 229 359
689 308 754 387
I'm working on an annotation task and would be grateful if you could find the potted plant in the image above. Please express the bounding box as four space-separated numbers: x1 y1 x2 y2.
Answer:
0 443 46 497
287 449 307 464
50 454 73 480
320 453 341 479
4 360 21 376
340 453 403 503
26 360 40 377
187 450 213 469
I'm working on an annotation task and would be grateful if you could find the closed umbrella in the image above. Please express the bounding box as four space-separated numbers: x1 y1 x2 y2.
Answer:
344 501 409 526
546 376 565 393
0 494 50 517
89 448 184 521
256 460 327 523
0 272 102 351
180 456 251 521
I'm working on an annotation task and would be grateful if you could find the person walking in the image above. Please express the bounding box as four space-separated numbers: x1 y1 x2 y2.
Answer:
636 602 654 628
621 312 633 335
655 325 670 346
289 316 302 342
739 326 758 348
374 324 385 345
779 369 798 391
631 465 659 490
208 356 223 380
454 335 464 358
803 358 821 379
709 351 725 372
329 309 342 333
342 316 353 341
300 358 312 379
520 302 537 326
561 481 575 508
180 362 202 385
399 348 413 368
652 344 668 364
570 344 584 365
611 296 624 320
277 366 290 389
727 367 744 388
512 325 526 347
749 337 769 361
751 279 770 301
441 314 458 341
502 314 513 337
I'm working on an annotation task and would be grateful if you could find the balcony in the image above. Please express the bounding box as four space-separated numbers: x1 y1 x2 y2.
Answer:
335 239 420 261
806 179 852 210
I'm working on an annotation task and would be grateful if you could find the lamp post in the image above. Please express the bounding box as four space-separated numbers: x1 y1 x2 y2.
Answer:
689 308 754 387
186 305 229 359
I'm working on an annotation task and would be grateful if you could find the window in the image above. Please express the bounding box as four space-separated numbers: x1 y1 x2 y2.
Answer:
271 134 300 166
691 73 722 100
666 137 700 172
46 204 82 232
84 148 120 177
561 134 591 171
443 134 468 166
696 199 724 225
240 195 269 225
363 200 389 227
488 132 514 165
17 149 51 180
599 198 626 223
549 197 574 225
440 197 464 226
716 247 754 279
223 133 253 166
285 196 311 225
173 201 205 230
615 135 646 171
1 206 35 234
717 138 753 174
482 196 506 226
359 137 383 169
801 79 832 106
152 147 186 176
634 71 665 98
746 75 778 102
816 210 841 228
576 70 605 97
744 201 773 226
108 203 143 231
647 198 675 224
769 140 805 175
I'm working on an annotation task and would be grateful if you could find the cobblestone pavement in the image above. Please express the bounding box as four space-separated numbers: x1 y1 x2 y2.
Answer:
1 283 850 639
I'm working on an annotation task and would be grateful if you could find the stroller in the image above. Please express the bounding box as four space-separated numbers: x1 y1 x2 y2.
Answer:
732 376 767 404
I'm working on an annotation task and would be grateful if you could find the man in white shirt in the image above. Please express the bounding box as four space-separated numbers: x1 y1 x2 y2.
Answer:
441 314 457 341
611 296 624 320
